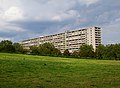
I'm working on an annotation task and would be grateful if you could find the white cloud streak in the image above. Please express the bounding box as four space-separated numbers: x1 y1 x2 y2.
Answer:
0 21 25 33
78 0 98 5
0 6 25 21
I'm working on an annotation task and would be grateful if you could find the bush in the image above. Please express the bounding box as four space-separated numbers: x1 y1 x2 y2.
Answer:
63 49 70 57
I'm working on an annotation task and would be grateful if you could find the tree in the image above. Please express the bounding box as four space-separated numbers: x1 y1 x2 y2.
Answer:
22 49 30 54
115 44 120 60
79 44 94 58
0 43 2 51
38 43 56 56
63 49 70 57
52 48 61 56
0 40 15 53
30 46 39 55
13 43 24 53
104 44 120 60
71 50 79 58
95 44 105 59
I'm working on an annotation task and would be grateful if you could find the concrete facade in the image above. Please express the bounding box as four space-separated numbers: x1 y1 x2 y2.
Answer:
20 27 101 53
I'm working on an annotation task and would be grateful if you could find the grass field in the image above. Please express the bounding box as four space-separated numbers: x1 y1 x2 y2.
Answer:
0 53 120 88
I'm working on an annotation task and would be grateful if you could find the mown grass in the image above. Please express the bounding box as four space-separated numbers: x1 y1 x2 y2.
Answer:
0 53 120 88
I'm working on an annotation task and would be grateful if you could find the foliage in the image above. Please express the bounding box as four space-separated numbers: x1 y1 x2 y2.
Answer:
52 48 62 56
95 44 106 59
79 44 94 58
0 40 120 60
30 46 39 55
94 44 120 60
38 43 56 56
103 44 120 60
29 43 61 56
0 40 26 54
40 43 51 55
63 49 70 57
22 49 30 54
0 40 15 53
71 50 79 58
13 43 24 54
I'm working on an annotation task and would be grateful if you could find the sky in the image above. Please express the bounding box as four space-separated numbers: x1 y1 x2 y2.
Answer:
0 0 120 44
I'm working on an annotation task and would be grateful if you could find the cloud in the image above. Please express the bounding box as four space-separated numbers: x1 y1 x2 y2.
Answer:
102 17 120 44
3 6 25 21
78 0 98 5
0 1 26 41
0 21 25 33
0 0 98 22
0 0 120 45
96 10 120 24
52 10 80 21
0 6 25 21
0 0 21 9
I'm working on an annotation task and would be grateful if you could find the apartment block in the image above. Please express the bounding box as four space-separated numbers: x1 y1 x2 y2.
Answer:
20 27 101 53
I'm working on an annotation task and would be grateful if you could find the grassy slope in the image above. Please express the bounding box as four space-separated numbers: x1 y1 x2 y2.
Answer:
0 53 120 88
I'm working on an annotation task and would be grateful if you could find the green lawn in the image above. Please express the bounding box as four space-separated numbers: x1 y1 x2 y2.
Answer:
0 53 120 88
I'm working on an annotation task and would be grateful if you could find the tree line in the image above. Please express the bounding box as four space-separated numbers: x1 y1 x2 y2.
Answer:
0 40 27 54
30 43 61 56
72 44 120 60
0 40 120 60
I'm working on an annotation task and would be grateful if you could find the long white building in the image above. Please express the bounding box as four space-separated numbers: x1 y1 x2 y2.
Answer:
20 27 101 53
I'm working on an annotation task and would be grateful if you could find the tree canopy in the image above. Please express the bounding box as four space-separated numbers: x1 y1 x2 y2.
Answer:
0 40 120 60
0 40 15 53
79 44 94 58
30 43 61 56
63 49 70 57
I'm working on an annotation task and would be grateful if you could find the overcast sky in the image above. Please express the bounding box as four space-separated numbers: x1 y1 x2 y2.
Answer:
0 0 120 44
